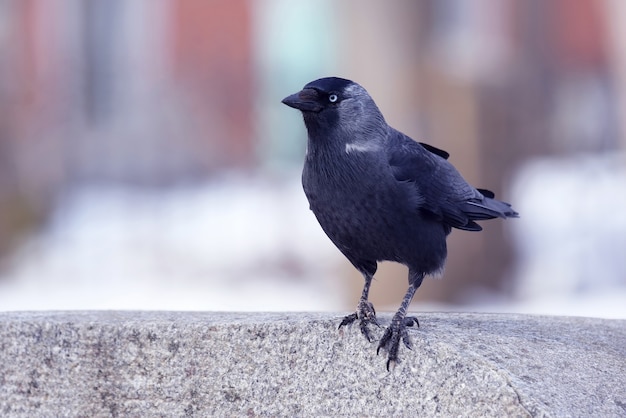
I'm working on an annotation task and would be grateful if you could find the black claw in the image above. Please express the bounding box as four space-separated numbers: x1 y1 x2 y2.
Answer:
402 332 413 350
338 313 358 329
377 314 420 369
338 301 379 342
360 322 370 342
376 326 393 356
367 302 376 316
405 316 419 328
343 306 421 369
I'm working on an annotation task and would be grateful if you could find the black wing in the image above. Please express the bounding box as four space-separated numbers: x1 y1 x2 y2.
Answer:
418 142 449 160
387 131 517 231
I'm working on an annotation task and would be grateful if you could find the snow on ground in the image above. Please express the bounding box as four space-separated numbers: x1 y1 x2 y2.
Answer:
503 152 626 319
0 173 345 311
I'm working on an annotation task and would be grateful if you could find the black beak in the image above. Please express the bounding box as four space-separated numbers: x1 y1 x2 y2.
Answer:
281 88 323 112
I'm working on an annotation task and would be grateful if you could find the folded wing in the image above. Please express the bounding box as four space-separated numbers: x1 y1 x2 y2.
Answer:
387 131 518 232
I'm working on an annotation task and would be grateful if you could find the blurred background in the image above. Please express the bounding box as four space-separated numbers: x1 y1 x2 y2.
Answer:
0 0 624 318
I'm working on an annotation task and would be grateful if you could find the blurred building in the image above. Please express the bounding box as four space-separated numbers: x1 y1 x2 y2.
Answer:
0 0 254 252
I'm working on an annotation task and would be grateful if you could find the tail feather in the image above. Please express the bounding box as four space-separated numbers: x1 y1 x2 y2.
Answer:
463 197 519 222
445 189 518 232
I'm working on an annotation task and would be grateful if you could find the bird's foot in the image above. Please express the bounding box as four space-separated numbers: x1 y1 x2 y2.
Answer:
338 300 380 342
377 314 419 371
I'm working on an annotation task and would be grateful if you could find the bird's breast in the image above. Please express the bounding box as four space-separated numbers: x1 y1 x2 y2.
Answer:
303 155 414 253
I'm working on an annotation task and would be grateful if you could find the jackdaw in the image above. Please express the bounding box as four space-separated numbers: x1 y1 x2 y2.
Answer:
282 77 518 370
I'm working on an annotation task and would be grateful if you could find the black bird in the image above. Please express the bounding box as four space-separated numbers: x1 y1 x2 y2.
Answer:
282 77 518 370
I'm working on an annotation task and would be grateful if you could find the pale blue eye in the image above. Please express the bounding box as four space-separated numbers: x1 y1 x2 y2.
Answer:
329 94 338 103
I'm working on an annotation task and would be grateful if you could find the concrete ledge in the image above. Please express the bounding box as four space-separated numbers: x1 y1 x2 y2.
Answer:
0 312 624 417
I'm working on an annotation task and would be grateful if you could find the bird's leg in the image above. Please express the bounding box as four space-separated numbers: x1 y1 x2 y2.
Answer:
339 272 379 342
377 272 424 371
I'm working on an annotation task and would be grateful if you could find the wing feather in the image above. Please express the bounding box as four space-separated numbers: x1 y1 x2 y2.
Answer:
387 130 517 231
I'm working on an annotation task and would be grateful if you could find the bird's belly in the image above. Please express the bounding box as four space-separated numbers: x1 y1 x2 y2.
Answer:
306 182 444 267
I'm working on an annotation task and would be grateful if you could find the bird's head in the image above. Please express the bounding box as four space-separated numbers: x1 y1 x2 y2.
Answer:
282 77 387 140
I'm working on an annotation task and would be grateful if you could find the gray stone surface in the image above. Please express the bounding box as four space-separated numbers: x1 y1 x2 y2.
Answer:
0 311 624 417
